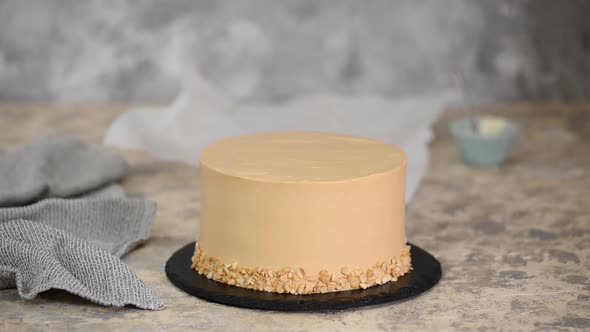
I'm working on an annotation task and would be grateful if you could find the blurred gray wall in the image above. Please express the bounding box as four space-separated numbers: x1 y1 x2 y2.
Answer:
0 0 588 104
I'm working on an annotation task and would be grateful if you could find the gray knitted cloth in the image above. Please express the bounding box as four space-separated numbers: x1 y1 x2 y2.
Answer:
0 136 163 310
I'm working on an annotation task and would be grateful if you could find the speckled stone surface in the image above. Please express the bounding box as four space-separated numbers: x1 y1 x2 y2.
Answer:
0 104 588 331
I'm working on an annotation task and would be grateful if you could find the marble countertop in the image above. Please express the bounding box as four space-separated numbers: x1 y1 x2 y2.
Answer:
0 104 588 331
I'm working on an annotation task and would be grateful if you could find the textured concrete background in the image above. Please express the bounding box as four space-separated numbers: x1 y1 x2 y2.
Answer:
0 0 589 104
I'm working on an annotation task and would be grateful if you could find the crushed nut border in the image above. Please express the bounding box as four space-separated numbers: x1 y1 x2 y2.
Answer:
191 242 412 295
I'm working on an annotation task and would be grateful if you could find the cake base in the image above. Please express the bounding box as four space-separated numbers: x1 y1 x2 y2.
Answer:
165 242 441 312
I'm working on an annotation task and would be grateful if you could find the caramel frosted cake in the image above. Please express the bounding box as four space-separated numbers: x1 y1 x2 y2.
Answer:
192 131 411 295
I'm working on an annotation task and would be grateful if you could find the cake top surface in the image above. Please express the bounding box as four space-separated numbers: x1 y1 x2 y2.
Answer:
200 131 406 182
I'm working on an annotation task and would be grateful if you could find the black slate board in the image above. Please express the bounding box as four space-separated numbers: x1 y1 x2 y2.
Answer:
165 241 441 312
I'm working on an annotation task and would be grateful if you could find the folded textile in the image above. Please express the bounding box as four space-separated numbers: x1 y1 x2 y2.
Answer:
0 219 162 310
0 136 163 310
0 135 127 207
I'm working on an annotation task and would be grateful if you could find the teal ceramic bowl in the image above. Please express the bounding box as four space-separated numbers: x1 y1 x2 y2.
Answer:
449 116 518 167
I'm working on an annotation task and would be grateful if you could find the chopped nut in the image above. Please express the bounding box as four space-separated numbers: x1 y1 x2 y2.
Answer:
296 269 305 279
285 281 295 292
305 281 316 293
319 270 330 283
359 274 367 283
279 267 290 276
341 267 350 275
191 241 411 295
297 283 305 294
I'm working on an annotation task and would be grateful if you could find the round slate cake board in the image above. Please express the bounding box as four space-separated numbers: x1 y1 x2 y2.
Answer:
165 242 441 312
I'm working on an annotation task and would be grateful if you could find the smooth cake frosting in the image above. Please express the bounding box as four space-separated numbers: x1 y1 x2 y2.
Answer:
199 131 406 182
194 131 411 294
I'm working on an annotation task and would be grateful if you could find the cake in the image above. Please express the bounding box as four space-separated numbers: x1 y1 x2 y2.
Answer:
192 131 411 294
